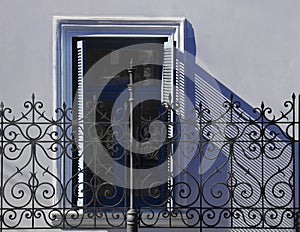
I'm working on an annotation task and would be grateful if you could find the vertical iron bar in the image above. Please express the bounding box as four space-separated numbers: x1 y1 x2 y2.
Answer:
93 141 97 228
291 93 296 230
0 102 4 231
31 95 36 229
230 94 233 228
127 61 138 232
230 143 234 228
199 102 203 232
261 101 265 228
297 94 300 232
31 141 36 229
167 103 172 228
62 103 66 229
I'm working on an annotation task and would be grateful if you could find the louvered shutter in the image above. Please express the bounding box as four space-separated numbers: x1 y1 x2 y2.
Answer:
161 39 174 209
76 40 85 206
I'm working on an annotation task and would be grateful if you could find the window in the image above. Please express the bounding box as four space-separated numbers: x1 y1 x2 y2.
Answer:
54 17 185 210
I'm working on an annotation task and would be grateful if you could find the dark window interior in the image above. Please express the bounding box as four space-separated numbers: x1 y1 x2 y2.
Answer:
72 37 169 208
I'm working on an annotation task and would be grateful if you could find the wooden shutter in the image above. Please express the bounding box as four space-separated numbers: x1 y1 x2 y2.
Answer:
161 39 175 209
76 40 85 207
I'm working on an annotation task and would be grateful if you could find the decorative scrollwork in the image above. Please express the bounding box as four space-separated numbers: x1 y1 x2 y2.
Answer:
0 93 298 230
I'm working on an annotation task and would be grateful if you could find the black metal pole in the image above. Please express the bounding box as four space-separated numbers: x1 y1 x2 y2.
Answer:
297 94 300 232
126 60 138 232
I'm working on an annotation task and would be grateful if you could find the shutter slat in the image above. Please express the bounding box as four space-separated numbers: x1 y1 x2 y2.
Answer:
161 41 173 106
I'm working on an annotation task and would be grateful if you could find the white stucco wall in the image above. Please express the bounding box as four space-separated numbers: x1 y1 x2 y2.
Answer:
0 0 299 112
0 1 299 232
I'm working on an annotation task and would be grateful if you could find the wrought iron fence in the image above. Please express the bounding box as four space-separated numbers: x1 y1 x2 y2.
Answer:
0 93 299 231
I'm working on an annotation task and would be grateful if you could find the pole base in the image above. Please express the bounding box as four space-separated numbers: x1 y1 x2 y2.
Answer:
127 209 138 232
296 213 300 232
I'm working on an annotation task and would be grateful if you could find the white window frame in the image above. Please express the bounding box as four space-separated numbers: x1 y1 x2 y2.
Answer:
53 17 185 212
54 17 185 111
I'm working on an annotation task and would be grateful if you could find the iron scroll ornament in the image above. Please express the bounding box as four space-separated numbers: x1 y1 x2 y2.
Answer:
0 93 298 229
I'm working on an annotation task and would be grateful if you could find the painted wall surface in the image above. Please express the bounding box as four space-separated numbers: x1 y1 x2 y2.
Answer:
0 1 299 232
0 0 299 112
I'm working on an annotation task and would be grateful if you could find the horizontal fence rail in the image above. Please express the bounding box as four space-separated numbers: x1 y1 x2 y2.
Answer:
0 93 299 230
